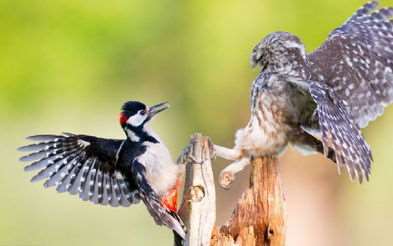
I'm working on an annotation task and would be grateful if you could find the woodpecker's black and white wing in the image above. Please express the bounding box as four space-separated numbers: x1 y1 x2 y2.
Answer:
308 1 393 128
19 133 140 207
305 82 372 182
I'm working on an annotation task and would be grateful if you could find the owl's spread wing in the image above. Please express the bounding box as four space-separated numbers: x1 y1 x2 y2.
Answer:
307 82 372 182
19 133 140 206
307 1 393 128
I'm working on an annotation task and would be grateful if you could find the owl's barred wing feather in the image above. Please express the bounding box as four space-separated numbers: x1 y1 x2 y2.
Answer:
19 133 140 206
308 1 393 128
308 82 372 182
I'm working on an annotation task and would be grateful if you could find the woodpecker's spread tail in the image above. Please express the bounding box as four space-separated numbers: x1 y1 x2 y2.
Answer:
143 193 186 243
173 230 184 246
131 160 186 241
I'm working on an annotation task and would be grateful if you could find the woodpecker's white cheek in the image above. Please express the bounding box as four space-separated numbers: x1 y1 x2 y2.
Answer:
127 113 146 127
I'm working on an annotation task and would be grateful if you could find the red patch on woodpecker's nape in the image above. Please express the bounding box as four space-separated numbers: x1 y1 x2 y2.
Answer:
119 112 128 126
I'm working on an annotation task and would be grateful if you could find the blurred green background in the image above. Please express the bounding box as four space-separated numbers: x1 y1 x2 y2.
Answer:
2 0 393 245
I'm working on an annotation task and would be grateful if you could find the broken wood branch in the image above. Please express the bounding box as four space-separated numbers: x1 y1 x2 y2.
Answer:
177 134 216 246
177 135 286 246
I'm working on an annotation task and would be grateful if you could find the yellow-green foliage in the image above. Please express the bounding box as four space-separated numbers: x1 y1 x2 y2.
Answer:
1 0 393 245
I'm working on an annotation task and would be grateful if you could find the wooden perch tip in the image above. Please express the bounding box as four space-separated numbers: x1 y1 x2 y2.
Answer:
178 134 216 246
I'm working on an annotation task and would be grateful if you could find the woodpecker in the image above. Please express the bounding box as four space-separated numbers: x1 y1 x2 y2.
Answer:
214 1 393 183
18 101 185 242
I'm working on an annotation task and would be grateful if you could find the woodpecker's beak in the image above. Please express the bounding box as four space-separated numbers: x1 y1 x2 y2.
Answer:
148 102 169 119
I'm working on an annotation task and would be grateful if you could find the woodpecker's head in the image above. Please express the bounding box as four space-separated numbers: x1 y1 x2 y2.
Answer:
119 101 169 141
250 32 306 72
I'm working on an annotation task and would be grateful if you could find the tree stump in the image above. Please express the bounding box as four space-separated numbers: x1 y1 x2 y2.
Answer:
177 135 286 246
211 157 285 246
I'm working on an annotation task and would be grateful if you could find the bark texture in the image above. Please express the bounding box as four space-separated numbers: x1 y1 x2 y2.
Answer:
211 157 285 246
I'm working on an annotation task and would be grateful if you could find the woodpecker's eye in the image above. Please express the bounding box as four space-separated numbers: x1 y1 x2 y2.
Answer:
140 109 146 115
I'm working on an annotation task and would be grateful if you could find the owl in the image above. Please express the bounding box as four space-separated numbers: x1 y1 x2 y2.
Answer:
215 1 393 183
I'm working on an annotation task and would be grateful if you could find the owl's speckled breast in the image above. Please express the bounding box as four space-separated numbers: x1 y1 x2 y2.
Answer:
235 79 313 157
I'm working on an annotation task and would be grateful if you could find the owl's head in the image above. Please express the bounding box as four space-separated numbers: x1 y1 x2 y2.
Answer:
251 32 306 71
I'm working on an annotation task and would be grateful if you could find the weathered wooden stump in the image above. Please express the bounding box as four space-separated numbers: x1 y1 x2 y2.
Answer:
177 134 286 246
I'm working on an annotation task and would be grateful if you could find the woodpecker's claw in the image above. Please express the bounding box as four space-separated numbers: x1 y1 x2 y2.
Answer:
176 145 192 164
177 136 214 165
206 137 216 160
177 145 202 164
188 154 204 165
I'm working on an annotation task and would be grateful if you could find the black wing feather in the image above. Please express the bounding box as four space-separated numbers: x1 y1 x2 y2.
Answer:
19 133 140 207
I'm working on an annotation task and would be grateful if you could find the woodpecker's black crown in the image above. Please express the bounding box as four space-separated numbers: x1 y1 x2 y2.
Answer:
121 101 147 117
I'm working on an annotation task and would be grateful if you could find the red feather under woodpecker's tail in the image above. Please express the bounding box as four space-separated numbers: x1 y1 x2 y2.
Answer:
161 178 181 212
162 179 184 246
161 178 185 246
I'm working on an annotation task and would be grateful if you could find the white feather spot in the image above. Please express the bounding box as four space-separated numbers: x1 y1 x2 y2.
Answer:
127 112 147 127
125 129 140 142
78 140 90 148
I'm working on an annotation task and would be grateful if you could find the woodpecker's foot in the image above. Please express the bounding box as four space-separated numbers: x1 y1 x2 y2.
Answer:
218 157 250 189
177 144 202 164
177 145 191 165
188 150 204 164
177 137 211 165
206 137 215 160
213 145 242 161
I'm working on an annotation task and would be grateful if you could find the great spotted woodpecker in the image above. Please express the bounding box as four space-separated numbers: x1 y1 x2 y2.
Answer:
18 101 185 243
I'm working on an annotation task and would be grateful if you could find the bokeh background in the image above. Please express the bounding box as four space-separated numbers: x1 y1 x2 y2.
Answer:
1 0 393 245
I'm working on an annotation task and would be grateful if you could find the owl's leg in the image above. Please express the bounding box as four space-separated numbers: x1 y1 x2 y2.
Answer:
213 144 243 161
218 157 250 189
214 144 249 189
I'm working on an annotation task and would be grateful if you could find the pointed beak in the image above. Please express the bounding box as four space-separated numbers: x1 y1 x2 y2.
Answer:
148 102 170 119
